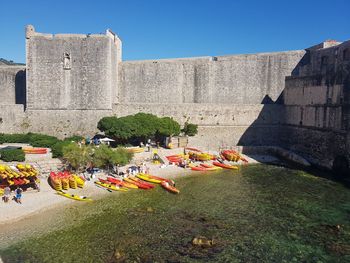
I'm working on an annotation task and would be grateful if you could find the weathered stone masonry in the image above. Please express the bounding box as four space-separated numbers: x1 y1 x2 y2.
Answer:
0 25 349 172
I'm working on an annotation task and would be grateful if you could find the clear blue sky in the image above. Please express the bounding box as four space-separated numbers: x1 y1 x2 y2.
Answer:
0 0 349 63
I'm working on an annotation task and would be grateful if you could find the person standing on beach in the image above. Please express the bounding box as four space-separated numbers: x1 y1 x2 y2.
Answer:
15 187 23 204
3 186 11 203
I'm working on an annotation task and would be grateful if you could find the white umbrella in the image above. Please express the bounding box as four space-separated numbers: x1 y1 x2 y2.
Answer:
99 138 115 142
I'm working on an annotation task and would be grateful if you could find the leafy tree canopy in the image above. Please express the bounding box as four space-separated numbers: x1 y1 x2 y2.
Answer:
97 113 182 144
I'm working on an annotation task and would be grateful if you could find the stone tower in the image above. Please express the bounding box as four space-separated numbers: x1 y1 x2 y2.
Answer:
25 25 121 110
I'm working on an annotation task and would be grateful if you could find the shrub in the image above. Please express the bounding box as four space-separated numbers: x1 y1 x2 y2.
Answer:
51 141 73 158
30 138 60 148
0 133 59 146
0 133 30 144
62 144 93 171
114 147 134 166
0 149 25 162
27 133 58 143
64 135 84 142
182 122 198 136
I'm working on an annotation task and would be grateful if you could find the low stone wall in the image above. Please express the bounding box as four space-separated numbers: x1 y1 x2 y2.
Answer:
22 109 113 138
0 105 25 134
279 125 349 169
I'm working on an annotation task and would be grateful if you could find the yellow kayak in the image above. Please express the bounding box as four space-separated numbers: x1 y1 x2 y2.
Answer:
95 181 128 192
125 147 144 153
136 173 162 184
73 174 85 188
56 191 92 201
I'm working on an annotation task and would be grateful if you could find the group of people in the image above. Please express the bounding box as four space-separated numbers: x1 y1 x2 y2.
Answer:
140 139 161 152
125 163 150 177
2 186 23 204
78 137 101 147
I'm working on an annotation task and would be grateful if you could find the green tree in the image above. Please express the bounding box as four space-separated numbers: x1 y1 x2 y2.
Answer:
182 122 198 136
97 113 182 145
62 144 93 171
156 117 181 137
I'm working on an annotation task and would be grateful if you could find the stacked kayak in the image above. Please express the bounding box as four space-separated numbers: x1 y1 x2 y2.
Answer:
16 164 39 176
22 147 48 154
73 174 85 188
189 151 216 161
50 172 62 191
166 154 189 165
221 150 248 163
49 171 85 191
0 164 40 187
56 191 92 201
69 176 77 189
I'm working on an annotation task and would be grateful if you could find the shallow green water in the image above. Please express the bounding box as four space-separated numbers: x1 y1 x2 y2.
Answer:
1 164 350 262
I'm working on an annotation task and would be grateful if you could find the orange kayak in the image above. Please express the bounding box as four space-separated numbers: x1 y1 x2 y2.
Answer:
161 181 180 194
23 147 48 154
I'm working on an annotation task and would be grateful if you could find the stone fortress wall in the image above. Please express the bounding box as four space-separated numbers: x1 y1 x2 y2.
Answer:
281 40 350 169
0 25 349 173
119 51 304 104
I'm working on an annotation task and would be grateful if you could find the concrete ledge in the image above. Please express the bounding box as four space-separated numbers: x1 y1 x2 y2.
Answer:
241 146 311 167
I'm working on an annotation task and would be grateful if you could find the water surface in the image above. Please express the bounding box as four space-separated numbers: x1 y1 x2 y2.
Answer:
1 164 350 262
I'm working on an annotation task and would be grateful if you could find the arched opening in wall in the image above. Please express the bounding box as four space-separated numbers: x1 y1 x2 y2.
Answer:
343 49 350 61
332 155 349 179
15 70 26 108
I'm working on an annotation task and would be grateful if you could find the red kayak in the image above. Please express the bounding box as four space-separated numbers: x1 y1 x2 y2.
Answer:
107 176 124 186
128 177 155 189
147 174 175 185
107 176 139 189
123 177 151 189
200 163 214 168
99 178 112 185
190 166 207 171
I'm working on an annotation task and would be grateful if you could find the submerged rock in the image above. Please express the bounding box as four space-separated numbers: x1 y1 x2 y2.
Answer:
112 249 126 263
176 235 224 259
146 207 154 213
192 236 215 247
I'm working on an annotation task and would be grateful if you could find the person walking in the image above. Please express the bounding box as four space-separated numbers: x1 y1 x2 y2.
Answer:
15 187 23 204
3 186 11 203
